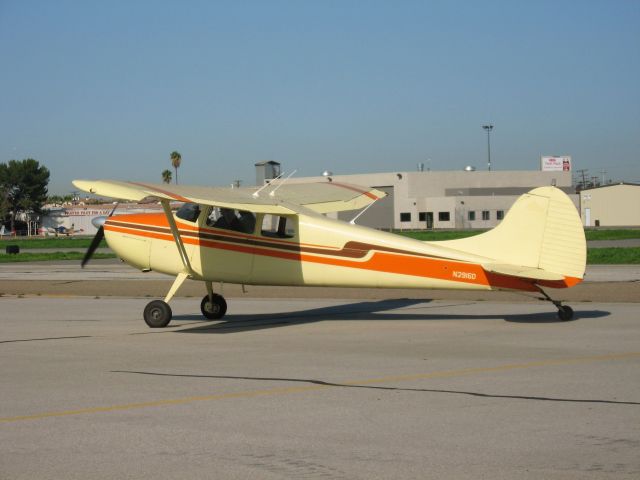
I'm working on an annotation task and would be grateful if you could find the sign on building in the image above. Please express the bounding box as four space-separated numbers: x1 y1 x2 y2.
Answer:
541 156 571 172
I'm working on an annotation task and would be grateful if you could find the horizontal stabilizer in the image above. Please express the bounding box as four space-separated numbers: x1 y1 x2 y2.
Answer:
483 263 565 281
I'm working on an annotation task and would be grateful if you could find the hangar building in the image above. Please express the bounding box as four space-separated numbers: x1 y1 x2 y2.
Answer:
580 183 640 227
274 167 576 230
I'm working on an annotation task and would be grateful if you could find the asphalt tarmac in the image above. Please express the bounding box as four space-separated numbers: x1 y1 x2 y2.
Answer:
1 259 639 302
1 295 639 479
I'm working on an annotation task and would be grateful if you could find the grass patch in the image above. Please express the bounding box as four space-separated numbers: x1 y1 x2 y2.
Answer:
0 237 106 249
397 229 640 242
584 229 640 241
0 252 116 263
587 247 640 264
395 230 487 241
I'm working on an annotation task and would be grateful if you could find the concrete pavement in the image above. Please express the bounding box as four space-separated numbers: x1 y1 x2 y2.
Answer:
1 297 639 479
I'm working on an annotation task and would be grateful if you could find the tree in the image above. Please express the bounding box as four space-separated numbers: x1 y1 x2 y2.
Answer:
170 151 182 184
0 159 50 232
161 169 172 184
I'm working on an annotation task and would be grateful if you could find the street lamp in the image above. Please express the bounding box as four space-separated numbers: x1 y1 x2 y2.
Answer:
482 124 494 171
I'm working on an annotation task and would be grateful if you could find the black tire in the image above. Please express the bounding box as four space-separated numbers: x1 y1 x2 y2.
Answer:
143 300 172 328
200 294 227 320
557 305 574 321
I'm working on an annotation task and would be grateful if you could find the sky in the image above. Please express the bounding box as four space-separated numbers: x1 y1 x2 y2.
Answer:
1 0 639 194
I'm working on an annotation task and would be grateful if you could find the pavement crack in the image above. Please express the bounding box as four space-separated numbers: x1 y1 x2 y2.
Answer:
1 335 92 344
111 370 640 406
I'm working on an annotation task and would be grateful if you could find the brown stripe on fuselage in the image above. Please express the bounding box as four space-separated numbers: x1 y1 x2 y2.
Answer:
105 219 446 262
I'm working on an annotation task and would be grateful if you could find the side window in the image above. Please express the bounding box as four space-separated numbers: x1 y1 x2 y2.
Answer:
206 207 256 234
261 215 296 238
176 203 201 222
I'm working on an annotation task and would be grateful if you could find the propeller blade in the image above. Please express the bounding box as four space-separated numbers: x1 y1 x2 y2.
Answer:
82 203 118 268
81 225 105 268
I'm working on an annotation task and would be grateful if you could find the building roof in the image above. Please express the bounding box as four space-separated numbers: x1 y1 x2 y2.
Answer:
254 160 281 166
581 182 640 191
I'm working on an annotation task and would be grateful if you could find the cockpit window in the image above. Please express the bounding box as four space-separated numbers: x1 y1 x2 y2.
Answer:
261 214 296 238
206 207 256 234
175 203 201 222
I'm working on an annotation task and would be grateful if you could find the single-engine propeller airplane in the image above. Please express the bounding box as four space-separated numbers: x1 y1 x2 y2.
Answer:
73 178 586 328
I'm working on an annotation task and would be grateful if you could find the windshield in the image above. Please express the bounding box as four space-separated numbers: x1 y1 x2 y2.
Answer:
175 203 201 222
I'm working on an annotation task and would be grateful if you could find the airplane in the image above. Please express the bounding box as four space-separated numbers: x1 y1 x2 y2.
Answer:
72 178 586 328
44 225 85 236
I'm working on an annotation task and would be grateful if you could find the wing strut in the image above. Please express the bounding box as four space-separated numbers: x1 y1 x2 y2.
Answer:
160 200 194 276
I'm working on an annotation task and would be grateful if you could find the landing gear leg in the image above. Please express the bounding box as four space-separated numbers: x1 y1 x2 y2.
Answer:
201 281 227 320
143 272 190 328
537 286 574 321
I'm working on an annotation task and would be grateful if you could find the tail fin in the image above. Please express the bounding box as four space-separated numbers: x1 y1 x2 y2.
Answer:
438 187 586 281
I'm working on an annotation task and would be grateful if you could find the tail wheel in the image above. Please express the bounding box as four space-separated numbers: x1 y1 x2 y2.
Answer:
144 300 172 328
201 294 227 320
557 305 574 321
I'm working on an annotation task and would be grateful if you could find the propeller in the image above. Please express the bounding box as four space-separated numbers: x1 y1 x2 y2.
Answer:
81 203 118 268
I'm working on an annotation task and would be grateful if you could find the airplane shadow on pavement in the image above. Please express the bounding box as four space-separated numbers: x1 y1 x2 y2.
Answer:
170 298 611 334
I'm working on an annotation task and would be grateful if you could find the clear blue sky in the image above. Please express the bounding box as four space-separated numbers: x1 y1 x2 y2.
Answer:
1 0 639 194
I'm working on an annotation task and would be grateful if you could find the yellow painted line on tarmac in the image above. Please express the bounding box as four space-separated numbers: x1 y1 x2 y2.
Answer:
2 351 639 424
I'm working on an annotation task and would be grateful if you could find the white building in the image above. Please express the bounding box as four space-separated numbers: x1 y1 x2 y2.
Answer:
286 169 575 230
42 203 167 235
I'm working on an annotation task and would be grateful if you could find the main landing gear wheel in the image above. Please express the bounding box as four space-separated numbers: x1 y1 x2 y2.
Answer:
557 305 574 321
144 300 172 328
200 294 227 320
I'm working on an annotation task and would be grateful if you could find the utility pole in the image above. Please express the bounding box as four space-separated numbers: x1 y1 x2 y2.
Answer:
576 169 589 189
482 125 493 171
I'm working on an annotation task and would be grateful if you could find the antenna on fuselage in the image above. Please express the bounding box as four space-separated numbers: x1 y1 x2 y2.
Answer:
268 169 297 197
252 171 284 198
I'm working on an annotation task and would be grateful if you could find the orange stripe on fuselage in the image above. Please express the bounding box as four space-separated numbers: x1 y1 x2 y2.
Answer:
105 216 579 291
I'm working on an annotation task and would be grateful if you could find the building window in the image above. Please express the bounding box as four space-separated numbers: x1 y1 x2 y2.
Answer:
482 210 490 220
468 211 476 221
418 212 426 222
438 212 450 222
496 210 504 220
400 212 411 222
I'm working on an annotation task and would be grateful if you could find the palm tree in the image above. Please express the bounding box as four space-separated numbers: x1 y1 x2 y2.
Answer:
161 169 172 184
170 151 182 184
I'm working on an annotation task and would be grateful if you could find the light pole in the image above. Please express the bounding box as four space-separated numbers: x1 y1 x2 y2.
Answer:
482 124 493 171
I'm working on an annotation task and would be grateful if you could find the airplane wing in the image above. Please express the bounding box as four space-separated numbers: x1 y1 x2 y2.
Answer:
72 179 385 214
263 181 386 213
